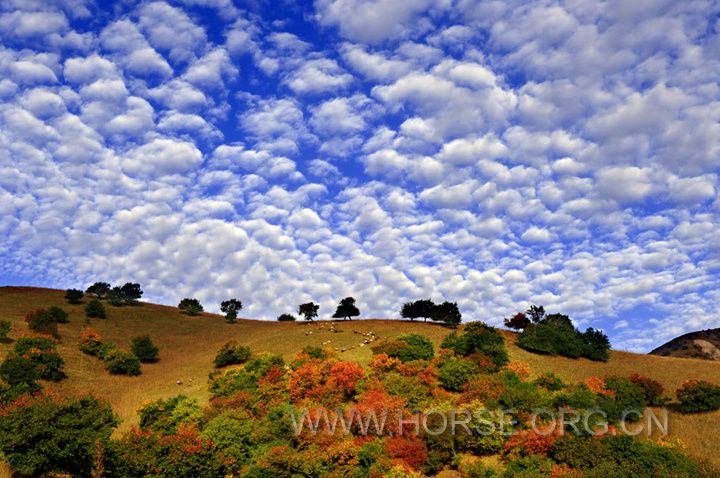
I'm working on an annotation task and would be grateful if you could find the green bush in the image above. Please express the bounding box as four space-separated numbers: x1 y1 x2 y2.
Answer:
438 356 478 392
517 314 611 362
201 409 255 472
533 372 565 391
552 384 598 410
24 309 59 337
139 395 202 434
0 320 10 341
630 373 668 406
47 306 69 323
84 299 106 319
496 372 546 413
676 380 720 413
64 288 84 304
598 376 647 422
103 349 141 376
131 335 159 363
13 336 65 381
0 395 117 477
214 340 252 368
382 372 433 408
209 368 257 398
441 322 509 370
277 313 296 321
0 355 40 397
372 333 434 363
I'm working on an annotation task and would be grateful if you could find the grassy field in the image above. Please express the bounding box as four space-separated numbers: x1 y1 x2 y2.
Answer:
1 286 719 467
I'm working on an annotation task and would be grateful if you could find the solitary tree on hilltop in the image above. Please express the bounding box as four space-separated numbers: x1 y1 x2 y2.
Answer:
220 299 243 324
298 302 319 322
332 297 360 320
178 298 204 316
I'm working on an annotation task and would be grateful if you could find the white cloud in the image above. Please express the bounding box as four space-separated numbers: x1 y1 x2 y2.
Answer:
284 58 353 95
122 137 203 177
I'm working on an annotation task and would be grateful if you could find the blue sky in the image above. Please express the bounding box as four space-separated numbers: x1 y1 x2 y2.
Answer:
0 0 718 352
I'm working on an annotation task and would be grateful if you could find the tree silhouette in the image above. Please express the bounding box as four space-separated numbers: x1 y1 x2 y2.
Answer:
332 297 360 320
298 302 319 321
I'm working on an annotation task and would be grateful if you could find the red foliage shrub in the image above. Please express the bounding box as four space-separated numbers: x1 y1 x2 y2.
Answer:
384 436 428 470
629 373 665 405
327 361 365 397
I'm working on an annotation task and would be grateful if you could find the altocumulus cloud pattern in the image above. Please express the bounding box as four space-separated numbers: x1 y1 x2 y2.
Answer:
0 0 718 352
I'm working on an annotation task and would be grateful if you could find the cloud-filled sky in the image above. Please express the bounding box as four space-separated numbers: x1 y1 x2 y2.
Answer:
1 0 718 352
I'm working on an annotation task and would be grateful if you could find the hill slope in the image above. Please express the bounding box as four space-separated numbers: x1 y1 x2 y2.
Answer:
650 329 720 360
1 286 720 468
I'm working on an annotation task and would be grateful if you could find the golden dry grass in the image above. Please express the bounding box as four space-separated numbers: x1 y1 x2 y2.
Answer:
1 287 719 467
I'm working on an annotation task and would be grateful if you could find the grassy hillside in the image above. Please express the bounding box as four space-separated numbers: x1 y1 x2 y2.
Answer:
1 286 719 468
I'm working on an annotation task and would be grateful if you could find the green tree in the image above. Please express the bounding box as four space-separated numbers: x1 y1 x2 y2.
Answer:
131 335 159 363
298 302 319 321
24 309 59 337
220 298 242 324
400 299 435 321
64 288 84 304
85 299 107 319
214 340 252 368
47 306 69 324
431 301 462 326
332 296 360 320
0 355 40 394
85 282 111 298
103 349 141 376
277 313 296 322
178 298 204 316
526 305 546 323
0 395 117 477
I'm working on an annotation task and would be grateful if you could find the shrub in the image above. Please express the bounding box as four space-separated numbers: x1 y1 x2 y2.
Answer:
676 380 720 413
13 335 65 381
517 314 611 362
441 322 509 370
24 309 58 337
0 394 117 478
64 288 84 304
79 328 104 356
139 395 202 435
497 372 546 413
327 361 364 398
47 306 69 323
0 320 10 341
131 335 159 363
277 313 296 321
629 373 667 406
201 410 255 471
439 356 478 392
103 349 141 376
533 372 565 391
372 333 434 363
85 299 106 319
0 355 40 394
214 340 252 368
597 376 646 422
107 282 143 307
178 297 204 316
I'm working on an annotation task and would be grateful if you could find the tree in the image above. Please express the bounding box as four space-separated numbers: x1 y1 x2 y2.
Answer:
131 336 159 363
277 313 296 322
0 320 10 342
581 328 610 361
0 355 40 393
400 299 435 321
298 302 319 321
220 299 242 324
332 296 360 320
178 298 204 316
0 395 117 477
86 282 111 299
431 301 462 326
120 282 143 303
504 312 531 330
85 299 107 319
214 341 251 368
526 305 545 323
65 288 84 304
103 349 141 375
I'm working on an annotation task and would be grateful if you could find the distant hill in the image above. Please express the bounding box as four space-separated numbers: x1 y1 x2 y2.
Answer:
650 329 720 360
